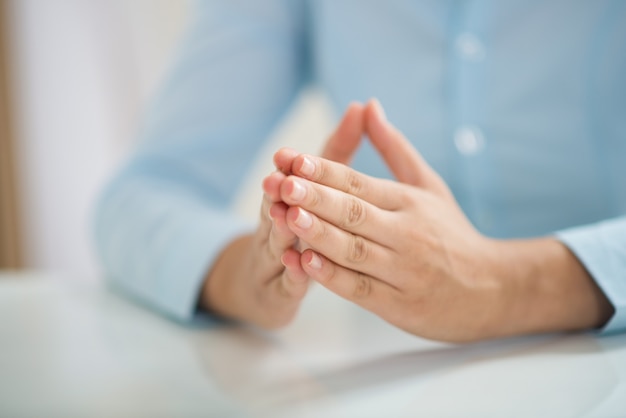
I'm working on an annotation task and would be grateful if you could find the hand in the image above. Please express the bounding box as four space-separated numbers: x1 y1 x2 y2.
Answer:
278 100 614 341
199 103 365 328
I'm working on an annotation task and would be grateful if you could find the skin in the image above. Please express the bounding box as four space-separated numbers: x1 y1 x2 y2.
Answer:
200 103 365 328
202 99 614 342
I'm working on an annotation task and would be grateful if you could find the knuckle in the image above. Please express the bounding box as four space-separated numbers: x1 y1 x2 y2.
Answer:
315 159 329 183
344 171 364 196
310 218 328 242
307 185 323 208
347 234 368 264
353 273 372 299
398 187 415 207
319 258 337 285
341 197 366 228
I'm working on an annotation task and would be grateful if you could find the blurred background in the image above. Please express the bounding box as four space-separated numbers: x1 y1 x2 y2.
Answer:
0 0 333 281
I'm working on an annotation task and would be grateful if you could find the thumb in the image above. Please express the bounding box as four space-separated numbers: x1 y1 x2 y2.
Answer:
364 99 450 197
320 102 364 164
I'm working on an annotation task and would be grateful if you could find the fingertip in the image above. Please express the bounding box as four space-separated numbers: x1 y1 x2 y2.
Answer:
343 101 365 127
269 201 287 221
322 103 365 164
292 154 316 179
280 175 306 205
282 249 309 284
284 205 300 232
346 101 364 114
285 206 313 232
270 203 296 239
279 176 291 202
307 251 323 270
262 175 273 195
263 171 286 200
273 147 299 174
365 99 391 151
301 249 323 278
275 147 297 160
279 251 289 268
368 98 386 122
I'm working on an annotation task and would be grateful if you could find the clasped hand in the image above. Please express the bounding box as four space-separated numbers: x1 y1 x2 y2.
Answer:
204 100 610 341
265 100 506 342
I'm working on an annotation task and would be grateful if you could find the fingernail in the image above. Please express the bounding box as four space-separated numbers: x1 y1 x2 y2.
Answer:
300 157 315 177
294 208 313 229
308 252 322 270
290 179 306 201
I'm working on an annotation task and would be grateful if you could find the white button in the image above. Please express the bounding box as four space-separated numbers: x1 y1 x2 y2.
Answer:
454 126 484 155
456 32 485 60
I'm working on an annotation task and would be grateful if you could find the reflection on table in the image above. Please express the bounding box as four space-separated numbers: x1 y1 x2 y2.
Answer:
0 273 625 417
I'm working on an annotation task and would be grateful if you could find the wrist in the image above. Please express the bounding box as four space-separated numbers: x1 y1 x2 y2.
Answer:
488 237 614 337
199 234 252 320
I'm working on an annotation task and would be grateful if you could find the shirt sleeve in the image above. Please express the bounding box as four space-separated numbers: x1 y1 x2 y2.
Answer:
93 0 309 321
556 217 626 334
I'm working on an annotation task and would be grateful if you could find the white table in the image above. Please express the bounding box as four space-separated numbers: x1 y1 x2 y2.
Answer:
1 272 625 418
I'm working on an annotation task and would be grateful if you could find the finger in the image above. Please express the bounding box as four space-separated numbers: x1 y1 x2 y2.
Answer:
300 249 396 313
262 250 308 321
262 271 308 330
262 171 287 203
280 175 396 246
281 248 309 284
269 249 308 301
365 99 450 197
272 102 364 175
273 147 299 175
267 202 298 259
258 178 297 261
290 153 403 210
285 206 394 281
258 193 275 238
320 101 365 164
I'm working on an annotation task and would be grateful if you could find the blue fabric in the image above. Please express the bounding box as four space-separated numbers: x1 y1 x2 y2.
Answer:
94 0 626 332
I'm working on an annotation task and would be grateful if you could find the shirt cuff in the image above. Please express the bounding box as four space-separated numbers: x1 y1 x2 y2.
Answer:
99 195 255 323
556 217 626 335
154 212 254 321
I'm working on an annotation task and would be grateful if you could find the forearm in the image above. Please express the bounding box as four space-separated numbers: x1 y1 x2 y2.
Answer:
491 237 614 337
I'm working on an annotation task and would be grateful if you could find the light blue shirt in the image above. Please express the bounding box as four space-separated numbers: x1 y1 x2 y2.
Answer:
94 0 626 333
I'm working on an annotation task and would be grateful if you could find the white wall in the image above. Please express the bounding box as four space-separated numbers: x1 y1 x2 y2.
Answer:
7 0 333 280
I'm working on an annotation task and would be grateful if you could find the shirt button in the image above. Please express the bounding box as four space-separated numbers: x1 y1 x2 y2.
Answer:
454 126 485 156
456 32 485 61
